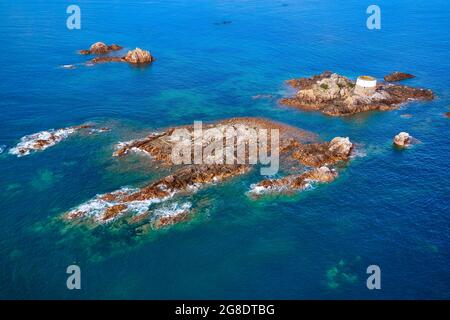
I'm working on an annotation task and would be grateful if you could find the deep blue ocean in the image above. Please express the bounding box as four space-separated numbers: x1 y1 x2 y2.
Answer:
0 0 449 299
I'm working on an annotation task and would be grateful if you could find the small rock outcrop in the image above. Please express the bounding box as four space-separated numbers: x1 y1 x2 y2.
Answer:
393 132 412 147
249 166 338 197
292 137 353 167
123 48 155 64
9 125 92 157
329 137 353 158
384 72 415 82
8 124 109 157
91 56 126 64
280 71 433 116
90 48 155 65
252 94 274 100
79 42 123 55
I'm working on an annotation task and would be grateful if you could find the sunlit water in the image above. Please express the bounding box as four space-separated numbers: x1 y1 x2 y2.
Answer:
0 0 449 299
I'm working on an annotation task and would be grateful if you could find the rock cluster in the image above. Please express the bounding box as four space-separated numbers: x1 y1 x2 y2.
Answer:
90 48 155 65
280 71 433 116
249 137 352 197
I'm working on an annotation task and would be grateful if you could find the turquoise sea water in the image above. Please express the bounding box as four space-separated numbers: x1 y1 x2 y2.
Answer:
0 0 449 299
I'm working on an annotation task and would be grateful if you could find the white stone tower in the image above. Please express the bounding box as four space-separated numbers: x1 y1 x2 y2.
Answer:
354 76 377 95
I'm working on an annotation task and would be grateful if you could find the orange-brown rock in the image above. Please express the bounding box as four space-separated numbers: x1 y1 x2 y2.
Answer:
152 211 191 229
89 48 155 65
65 118 356 227
79 42 123 55
113 117 317 166
91 56 126 63
384 72 415 82
249 166 338 197
292 137 353 167
102 204 128 221
123 48 154 64
9 124 94 157
65 164 250 222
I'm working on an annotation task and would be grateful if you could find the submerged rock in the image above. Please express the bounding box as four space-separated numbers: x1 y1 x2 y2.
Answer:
9 125 92 157
79 42 123 55
384 72 415 82
214 20 232 25
280 71 433 116
326 258 360 289
152 202 193 229
252 94 274 100
393 132 412 147
0 145 6 154
88 127 111 134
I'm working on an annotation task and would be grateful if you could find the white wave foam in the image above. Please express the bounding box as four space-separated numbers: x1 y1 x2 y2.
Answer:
248 182 290 195
88 127 110 135
153 202 192 219
113 132 164 157
9 127 77 157
66 186 176 223
60 64 76 69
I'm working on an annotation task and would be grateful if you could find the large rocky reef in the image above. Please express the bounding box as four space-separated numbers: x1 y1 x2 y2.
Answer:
64 118 355 228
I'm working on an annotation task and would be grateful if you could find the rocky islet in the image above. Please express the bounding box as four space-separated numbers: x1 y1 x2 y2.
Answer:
78 42 154 65
280 71 433 116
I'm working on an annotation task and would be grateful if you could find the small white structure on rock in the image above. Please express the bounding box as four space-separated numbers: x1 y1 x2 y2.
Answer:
354 75 377 95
